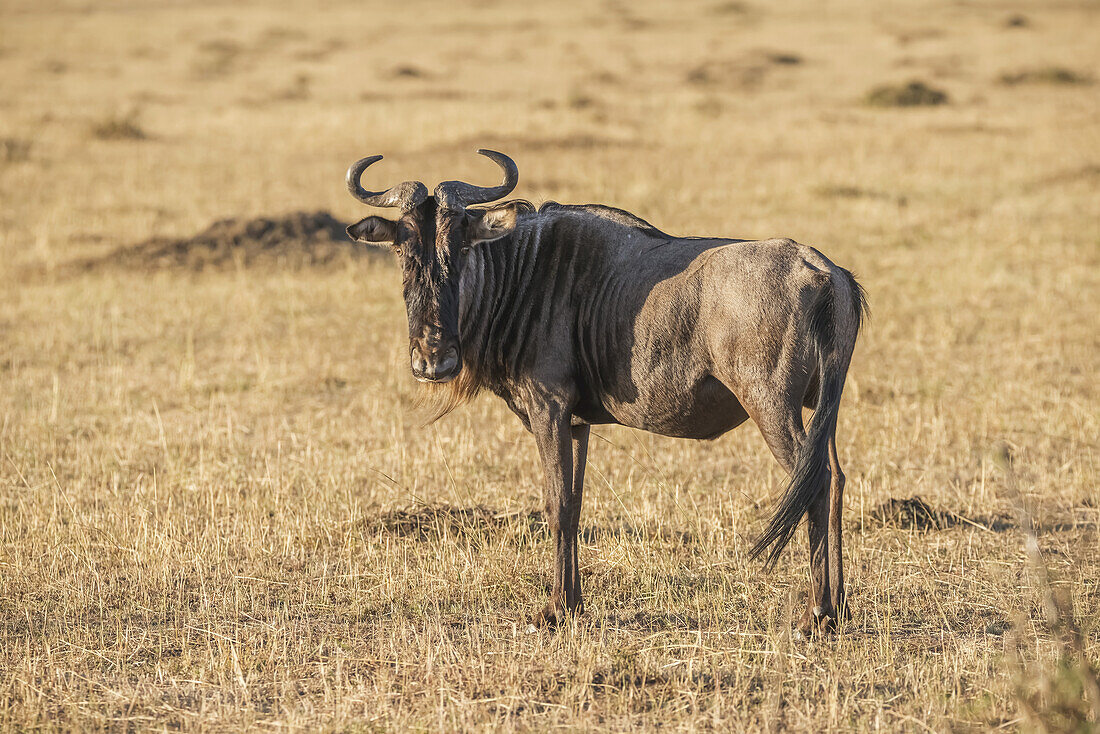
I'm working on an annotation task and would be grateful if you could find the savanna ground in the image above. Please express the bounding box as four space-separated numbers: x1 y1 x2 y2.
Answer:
1 0 1098 730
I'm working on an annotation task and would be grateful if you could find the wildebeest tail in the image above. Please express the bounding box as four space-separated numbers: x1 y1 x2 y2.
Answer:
749 272 862 569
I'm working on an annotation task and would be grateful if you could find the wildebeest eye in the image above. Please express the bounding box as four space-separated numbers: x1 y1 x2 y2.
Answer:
460 246 470 255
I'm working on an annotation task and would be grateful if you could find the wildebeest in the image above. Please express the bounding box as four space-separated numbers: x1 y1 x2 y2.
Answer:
345 150 866 635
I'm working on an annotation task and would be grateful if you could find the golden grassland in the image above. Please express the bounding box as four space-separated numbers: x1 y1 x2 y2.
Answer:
1 0 1098 730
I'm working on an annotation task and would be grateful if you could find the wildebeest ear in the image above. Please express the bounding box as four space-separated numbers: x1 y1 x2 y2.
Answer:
346 216 397 246
468 204 520 245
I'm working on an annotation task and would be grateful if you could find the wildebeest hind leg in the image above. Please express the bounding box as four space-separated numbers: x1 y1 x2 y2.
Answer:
801 486 835 636
827 433 850 623
751 401 835 635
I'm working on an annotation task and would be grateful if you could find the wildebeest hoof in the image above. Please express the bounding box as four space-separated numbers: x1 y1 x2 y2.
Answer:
796 605 844 638
531 600 583 628
531 605 561 628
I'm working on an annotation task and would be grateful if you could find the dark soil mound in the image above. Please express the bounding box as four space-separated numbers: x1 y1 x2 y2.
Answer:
863 497 1014 533
83 210 369 272
867 496 957 530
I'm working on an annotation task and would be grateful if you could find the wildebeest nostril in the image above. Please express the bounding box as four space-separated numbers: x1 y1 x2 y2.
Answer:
436 348 458 374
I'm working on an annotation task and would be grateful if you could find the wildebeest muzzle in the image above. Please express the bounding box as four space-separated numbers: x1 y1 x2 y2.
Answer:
409 328 461 382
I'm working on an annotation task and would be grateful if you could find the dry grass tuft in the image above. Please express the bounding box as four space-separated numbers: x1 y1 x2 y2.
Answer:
764 51 802 66
272 73 311 101
89 110 147 140
686 51 801 90
368 505 545 540
864 80 949 107
1000 66 1093 86
710 1 752 15
566 89 597 109
815 184 907 205
192 38 245 78
693 95 724 117
0 137 31 163
391 64 428 79
1023 163 1100 192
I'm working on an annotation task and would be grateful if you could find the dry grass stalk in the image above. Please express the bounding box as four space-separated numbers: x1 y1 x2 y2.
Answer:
997 444 1100 731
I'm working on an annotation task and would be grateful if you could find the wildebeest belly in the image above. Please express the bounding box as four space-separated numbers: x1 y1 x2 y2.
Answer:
601 373 749 439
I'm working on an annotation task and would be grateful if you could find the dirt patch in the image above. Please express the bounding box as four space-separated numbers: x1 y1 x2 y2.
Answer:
77 211 367 273
864 80 948 107
366 505 545 540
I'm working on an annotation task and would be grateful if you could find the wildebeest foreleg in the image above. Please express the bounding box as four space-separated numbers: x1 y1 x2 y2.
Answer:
568 424 590 606
531 405 586 626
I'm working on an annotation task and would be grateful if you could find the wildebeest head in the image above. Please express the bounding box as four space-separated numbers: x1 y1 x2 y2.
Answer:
345 150 520 383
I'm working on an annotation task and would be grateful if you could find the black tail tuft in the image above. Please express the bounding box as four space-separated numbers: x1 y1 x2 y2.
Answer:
842 268 869 335
749 279 849 570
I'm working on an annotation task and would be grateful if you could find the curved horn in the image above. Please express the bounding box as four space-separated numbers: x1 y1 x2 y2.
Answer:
346 155 428 209
435 149 519 211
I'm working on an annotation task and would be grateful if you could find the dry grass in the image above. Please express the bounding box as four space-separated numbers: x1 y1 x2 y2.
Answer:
1 0 1098 730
